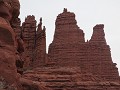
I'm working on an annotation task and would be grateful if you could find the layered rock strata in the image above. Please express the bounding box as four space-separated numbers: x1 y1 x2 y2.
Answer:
22 67 120 90
48 8 85 67
1 3 119 89
20 9 120 90
22 15 37 66
21 16 47 67
48 8 119 82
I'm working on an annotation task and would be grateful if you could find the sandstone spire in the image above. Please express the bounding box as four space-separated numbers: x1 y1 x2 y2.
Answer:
63 8 67 12
22 15 36 66
33 19 46 67
37 17 42 33
48 9 85 67
90 24 107 45
53 8 85 44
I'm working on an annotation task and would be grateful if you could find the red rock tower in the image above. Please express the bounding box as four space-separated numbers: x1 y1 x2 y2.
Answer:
88 24 119 81
22 15 36 65
21 16 47 67
33 18 46 67
48 8 85 66
53 8 85 44
90 24 106 44
21 9 120 90
48 9 119 82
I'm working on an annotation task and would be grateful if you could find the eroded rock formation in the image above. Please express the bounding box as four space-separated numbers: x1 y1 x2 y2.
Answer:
22 67 120 90
0 0 23 90
21 16 46 68
19 9 120 90
0 1 120 89
48 9 119 82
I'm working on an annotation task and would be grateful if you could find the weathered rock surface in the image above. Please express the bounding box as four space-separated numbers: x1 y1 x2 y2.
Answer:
48 8 119 82
21 16 46 68
0 0 23 90
0 17 22 90
21 67 120 90
0 0 120 89
20 8 120 90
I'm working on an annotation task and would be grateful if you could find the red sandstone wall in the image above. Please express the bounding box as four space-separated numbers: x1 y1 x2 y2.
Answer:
48 9 120 82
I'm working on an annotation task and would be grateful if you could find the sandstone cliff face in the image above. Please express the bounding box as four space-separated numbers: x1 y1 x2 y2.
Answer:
19 9 120 90
0 2 120 89
0 17 22 90
0 0 24 89
48 9 119 82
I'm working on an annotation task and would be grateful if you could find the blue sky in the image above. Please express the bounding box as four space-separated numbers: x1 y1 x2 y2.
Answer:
19 0 120 73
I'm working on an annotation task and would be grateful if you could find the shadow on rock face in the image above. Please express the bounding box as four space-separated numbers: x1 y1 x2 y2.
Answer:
22 84 39 90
